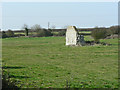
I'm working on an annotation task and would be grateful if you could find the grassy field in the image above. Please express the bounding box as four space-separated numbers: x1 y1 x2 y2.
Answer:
14 31 91 36
2 36 118 88
79 31 91 34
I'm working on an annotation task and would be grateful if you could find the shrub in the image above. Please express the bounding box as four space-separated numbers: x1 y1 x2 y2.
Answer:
91 27 107 42
6 30 14 37
25 28 29 36
109 26 119 35
2 31 7 38
23 24 29 36
2 70 19 89
58 30 66 36
36 29 53 37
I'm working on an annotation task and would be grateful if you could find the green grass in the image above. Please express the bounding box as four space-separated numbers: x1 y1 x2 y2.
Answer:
14 32 25 34
2 36 118 88
79 31 91 34
52 32 59 34
14 32 37 35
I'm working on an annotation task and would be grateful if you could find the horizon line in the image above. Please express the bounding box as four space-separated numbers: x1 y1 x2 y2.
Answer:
1 0 119 2
1 25 118 31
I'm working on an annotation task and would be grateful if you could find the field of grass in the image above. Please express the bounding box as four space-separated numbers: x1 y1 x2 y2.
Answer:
14 32 36 35
79 31 91 34
14 31 91 36
2 36 118 88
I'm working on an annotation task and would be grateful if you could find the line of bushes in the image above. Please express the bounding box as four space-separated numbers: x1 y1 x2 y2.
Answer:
1 30 26 38
1 25 119 39
91 26 119 42
1 30 15 38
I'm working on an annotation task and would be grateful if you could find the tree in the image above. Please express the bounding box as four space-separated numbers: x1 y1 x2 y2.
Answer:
36 29 53 37
31 24 42 36
31 24 42 32
2 31 7 38
23 24 29 36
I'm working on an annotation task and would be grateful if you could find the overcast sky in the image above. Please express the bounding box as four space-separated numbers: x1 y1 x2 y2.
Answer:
2 2 118 30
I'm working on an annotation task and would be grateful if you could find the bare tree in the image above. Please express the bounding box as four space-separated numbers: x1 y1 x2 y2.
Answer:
31 24 42 36
31 24 42 32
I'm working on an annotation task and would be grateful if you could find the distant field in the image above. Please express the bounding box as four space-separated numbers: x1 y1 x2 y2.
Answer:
14 31 91 35
79 31 91 34
2 36 118 88
14 32 36 35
